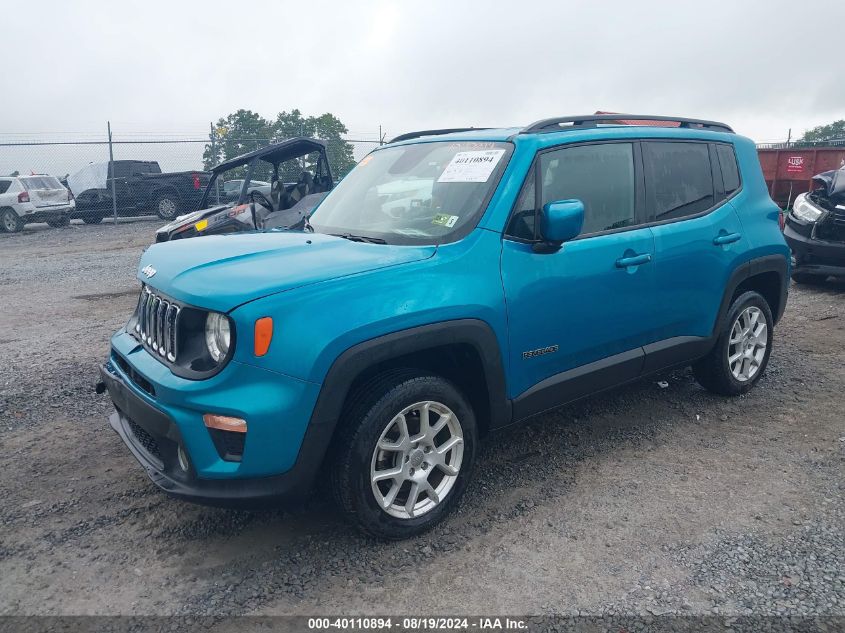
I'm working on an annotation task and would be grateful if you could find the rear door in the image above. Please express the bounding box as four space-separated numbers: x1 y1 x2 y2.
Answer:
20 176 69 208
644 140 748 366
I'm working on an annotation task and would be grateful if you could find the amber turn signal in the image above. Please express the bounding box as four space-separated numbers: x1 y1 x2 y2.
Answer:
203 413 247 433
254 317 273 356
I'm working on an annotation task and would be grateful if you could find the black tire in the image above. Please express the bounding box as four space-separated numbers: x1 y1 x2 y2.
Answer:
329 370 477 540
81 212 105 225
155 193 181 220
791 272 827 285
1 208 24 233
693 291 774 396
46 215 70 228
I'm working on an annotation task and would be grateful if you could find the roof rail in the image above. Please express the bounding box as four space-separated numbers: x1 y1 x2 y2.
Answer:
521 114 733 135
388 127 490 144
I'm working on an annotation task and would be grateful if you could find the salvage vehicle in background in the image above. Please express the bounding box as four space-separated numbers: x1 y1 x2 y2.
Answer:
99 114 789 539
0 175 75 232
783 166 845 283
67 160 210 224
154 137 332 242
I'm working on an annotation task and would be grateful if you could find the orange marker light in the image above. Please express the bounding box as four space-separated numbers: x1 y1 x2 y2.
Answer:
254 317 273 357
203 414 247 433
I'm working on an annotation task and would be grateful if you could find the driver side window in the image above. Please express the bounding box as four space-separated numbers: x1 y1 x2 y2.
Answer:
540 143 635 235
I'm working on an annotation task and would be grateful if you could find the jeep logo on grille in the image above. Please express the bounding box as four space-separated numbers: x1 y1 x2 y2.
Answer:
141 265 157 279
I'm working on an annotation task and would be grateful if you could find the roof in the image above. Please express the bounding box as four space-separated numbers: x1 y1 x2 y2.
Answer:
387 114 732 147
213 137 326 173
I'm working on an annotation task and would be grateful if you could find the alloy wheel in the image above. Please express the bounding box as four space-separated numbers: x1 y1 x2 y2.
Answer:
370 400 464 519
728 306 767 382
3 211 17 231
158 198 177 218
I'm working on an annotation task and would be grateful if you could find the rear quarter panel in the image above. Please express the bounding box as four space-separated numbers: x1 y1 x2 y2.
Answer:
732 136 790 261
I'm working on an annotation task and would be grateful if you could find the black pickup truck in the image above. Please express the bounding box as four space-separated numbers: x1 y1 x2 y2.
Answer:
66 160 211 223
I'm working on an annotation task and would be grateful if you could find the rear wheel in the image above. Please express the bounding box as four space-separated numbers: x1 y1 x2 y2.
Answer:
155 194 180 220
693 291 773 396
1 208 23 233
330 371 477 539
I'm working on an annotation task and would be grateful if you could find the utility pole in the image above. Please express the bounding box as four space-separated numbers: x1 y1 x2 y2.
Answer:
107 121 118 225
210 122 219 204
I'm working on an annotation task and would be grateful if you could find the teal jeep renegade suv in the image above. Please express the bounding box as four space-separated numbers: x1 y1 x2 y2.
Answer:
99 114 789 539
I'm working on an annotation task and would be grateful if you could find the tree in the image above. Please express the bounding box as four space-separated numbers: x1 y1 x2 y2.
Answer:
799 120 845 144
202 109 274 171
203 108 357 178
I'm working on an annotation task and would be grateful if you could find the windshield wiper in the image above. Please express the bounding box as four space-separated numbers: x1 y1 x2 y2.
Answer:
331 233 387 244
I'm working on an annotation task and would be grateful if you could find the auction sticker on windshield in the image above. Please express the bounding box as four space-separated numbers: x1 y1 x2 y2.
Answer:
432 213 459 227
438 149 505 183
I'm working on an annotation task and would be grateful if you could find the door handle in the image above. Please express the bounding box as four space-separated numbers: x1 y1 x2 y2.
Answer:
615 253 652 268
713 232 741 246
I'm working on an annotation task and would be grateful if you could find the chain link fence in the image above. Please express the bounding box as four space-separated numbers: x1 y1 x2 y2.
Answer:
0 124 382 224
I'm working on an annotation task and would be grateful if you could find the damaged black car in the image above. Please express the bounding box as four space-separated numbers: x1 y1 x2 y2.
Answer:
783 165 845 284
154 137 333 242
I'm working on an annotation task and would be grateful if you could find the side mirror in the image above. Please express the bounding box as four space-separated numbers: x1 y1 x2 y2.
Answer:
538 199 584 249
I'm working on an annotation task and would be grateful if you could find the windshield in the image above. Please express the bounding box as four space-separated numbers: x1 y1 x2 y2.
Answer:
309 141 512 245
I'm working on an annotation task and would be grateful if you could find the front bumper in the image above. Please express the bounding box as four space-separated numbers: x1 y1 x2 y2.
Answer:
784 215 845 277
100 331 325 507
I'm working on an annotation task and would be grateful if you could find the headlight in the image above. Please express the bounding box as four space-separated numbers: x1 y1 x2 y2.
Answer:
791 193 825 223
205 312 231 362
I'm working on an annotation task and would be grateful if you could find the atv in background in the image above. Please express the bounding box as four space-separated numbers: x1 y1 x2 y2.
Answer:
155 137 333 242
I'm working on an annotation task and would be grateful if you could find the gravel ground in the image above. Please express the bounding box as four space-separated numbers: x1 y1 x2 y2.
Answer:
0 220 843 618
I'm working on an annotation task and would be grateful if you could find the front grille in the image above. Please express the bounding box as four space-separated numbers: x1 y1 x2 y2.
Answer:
135 286 181 362
127 417 161 461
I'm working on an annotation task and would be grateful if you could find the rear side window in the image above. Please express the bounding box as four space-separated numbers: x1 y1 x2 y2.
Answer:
112 163 130 178
643 141 715 221
131 162 159 176
540 143 636 235
716 144 740 195
0 180 11 194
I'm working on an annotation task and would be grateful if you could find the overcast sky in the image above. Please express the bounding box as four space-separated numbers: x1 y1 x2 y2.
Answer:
4 0 844 144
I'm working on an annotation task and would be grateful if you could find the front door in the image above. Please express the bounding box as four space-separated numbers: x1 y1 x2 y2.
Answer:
501 141 656 401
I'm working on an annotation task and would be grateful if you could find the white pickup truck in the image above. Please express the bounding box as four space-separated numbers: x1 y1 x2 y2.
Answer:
0 175 75 232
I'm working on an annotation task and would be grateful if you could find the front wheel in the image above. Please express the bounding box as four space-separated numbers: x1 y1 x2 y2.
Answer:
693 291 773 396
330 371 477 539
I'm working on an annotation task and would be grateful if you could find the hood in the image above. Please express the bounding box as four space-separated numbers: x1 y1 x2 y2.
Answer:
138 231 436 312
812 167 845 201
